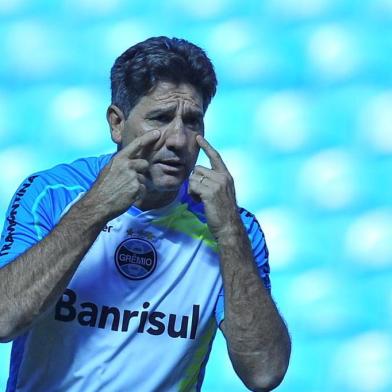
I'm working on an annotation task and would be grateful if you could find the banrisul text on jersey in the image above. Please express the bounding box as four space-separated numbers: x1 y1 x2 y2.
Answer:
55 288 200 339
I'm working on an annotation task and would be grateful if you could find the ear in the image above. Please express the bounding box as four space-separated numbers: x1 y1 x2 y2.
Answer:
107 105 125 144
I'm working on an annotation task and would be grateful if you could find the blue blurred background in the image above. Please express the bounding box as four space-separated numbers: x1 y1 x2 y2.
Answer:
1 0 392 391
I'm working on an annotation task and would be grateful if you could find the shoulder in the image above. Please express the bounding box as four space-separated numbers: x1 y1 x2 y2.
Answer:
238 206 267 249
238 207 264 232
6 153 115 223
34 153 114 188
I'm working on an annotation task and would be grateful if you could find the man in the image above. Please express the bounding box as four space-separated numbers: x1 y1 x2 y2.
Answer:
0 36 290 391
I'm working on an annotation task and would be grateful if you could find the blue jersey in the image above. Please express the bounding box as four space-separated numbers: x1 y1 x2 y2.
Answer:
0 153 271 392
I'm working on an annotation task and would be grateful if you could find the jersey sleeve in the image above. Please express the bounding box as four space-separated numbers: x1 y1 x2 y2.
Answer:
0 155 110 270
214 208 271 327
0 174 54 269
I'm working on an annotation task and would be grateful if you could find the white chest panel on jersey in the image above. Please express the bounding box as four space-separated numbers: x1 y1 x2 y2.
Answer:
16 204 223 392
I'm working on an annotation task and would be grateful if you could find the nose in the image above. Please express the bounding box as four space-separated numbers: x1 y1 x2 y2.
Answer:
164 118 187 150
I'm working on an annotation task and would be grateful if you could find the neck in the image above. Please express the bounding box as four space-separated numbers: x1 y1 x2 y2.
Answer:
134 189 179 211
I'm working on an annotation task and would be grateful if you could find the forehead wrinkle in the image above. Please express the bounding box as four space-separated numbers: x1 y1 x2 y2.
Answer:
151 91 202 110
146 100 203 118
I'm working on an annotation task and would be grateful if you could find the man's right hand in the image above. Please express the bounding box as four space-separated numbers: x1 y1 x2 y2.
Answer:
85 130 161 221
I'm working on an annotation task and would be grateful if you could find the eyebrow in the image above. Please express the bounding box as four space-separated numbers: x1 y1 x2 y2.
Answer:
185 108 204 118
146 106 204 118
146 107 176 117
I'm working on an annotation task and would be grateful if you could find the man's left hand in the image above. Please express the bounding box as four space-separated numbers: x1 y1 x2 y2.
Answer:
188 135 241 240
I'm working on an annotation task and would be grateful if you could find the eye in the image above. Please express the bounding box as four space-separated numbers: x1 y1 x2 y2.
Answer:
151 114 172 123
185 115 202 128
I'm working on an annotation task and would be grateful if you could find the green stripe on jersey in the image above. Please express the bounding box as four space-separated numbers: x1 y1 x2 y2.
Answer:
152 204 218 252
178 317 217 392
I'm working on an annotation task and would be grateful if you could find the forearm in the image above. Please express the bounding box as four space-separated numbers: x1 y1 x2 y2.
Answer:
0 193 107 342
218 218 291 391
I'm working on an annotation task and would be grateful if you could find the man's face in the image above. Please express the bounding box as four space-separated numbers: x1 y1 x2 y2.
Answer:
119 81 205 192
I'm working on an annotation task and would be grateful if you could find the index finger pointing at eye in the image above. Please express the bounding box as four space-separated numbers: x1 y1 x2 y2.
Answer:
121 130 160 158
196 135 227 172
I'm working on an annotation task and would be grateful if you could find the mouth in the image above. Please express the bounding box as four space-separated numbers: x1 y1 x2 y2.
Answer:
155 159 185 173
